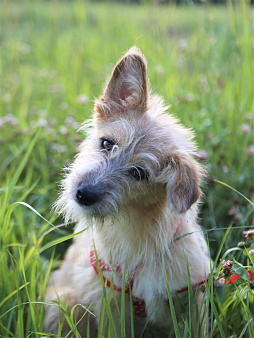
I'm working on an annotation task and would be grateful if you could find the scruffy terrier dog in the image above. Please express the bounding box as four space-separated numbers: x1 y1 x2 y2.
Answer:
44 47 210 336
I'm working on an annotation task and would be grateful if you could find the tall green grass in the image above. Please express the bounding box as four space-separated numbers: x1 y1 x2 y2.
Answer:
0 0 253 336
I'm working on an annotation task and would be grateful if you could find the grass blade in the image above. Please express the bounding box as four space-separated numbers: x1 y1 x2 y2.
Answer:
39 228 87 253
214 179 254 207
165 270 180 338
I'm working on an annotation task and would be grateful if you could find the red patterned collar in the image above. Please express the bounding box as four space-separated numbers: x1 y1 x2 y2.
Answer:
89 220 207 318
89 244 147 317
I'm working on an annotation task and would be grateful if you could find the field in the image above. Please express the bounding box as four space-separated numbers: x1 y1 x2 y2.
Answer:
0 1 253 337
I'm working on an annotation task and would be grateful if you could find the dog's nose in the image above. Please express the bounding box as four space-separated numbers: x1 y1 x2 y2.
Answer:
76 184 100 206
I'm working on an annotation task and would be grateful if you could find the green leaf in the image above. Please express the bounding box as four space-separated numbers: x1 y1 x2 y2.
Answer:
39 228 87 253
232 262 250 282
222 247 243 260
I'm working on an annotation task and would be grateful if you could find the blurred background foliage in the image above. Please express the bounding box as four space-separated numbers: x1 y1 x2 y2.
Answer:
0 0 253 336
1 0 253 257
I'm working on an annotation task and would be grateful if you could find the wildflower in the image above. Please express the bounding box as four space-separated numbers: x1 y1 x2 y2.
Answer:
154 65 165 74
65 116 78 129
206 133 213 141
237 241 247 249
49 118 56 126
46 127 57 138
48 85 57 93
59 126 68 136
248 270 254 290
246 112 252 121
214 278 225 287
48 84 65 93
222 166 229 174
243 230 254 240
241 123 250 134
4 114 18 126
74 135 83 143
227 274 240 284
197 150 208 161
178 39 188 52
249 249 254 255
0 118 5 129
246 145 254 156
227 269 254 286
248 270 254 280
51 144 66 153
77 94 89 104
228 206 244 221
38 109 47 117
37 119 48 127
220 259 234 277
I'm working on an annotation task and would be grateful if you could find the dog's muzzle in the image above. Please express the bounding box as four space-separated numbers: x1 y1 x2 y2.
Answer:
75 183 101 206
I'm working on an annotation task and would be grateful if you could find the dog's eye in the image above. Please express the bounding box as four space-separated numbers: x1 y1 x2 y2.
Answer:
129 167 148 181
101 139 114 152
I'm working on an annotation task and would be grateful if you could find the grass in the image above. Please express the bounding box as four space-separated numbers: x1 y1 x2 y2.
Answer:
0 0 253 336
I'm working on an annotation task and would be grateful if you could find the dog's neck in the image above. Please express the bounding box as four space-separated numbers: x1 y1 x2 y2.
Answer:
91 202 181 269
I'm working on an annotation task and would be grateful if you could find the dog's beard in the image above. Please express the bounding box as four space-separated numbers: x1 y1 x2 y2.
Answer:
53 188 121 228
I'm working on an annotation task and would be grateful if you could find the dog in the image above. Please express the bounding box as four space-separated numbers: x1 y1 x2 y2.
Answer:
44 46 211 337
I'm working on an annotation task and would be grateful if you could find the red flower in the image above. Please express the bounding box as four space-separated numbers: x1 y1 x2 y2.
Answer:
227 274 240 284
248 269 254 281
227 269 254 284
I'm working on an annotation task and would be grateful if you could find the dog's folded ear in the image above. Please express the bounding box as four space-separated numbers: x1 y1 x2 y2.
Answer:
95 46 148 118
163 153 203 214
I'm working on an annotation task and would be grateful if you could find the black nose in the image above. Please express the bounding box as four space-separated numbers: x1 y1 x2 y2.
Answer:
76 183 100 206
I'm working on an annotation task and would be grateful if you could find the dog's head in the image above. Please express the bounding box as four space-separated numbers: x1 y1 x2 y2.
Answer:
56 47 204 224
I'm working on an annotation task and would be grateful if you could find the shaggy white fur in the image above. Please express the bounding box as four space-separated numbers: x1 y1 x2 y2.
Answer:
44 46 210 337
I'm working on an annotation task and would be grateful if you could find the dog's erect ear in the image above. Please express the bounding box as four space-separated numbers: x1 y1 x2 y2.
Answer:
164 154 202 214
94 46 148 118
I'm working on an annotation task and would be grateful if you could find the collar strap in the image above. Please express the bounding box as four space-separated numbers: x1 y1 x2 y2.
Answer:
172 217 181 239
176 278 209 294
89 218 208 317
89 245 146 316
89 244 132 294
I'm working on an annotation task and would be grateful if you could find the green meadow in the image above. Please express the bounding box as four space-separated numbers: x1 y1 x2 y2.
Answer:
0 1 253 336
